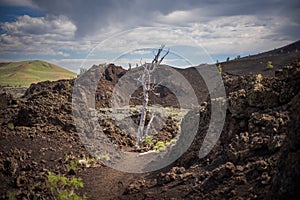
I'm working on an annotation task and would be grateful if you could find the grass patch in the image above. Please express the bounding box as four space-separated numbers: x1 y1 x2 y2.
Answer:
0 60 77 87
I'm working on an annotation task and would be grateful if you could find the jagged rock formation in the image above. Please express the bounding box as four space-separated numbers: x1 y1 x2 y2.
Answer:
122 63 300 199
0 62 299 199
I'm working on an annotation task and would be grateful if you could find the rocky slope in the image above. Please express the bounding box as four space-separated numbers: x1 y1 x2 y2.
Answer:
220 40 300 76
0 62 299 199
122 62 300 199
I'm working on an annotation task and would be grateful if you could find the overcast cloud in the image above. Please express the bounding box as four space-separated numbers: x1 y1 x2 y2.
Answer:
30 0 300 39
0 0 299 71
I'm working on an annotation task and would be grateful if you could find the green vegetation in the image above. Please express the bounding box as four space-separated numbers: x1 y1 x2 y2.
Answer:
45 155 93 199
77 156 98 168
65 81 72 88
65 154 99 172
217 64 222 74
46 172 87 200
66 160 81 173
143 135 156 146
267 61 273 69
7 191 16 200
165 139 177 146
142 135 178 153
99 153 110 161
0 60 77 87
7 122 14 130
154 141 166 152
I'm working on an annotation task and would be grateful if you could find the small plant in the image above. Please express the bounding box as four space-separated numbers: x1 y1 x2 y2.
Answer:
165 138 177 146
7 122 14 130
267 61 273 69
100 153 110 161
143 135 155 146
78 156 98 168
46 171 87 200
66 160 81 173
65 81 72 88
170 138 177 144
154 141 166 152
7 191 16 200
217 64 222 74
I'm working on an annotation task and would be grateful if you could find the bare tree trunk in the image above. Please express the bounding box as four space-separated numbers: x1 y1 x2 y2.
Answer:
137 86 149 146
135 45 169 148
144 112 155 137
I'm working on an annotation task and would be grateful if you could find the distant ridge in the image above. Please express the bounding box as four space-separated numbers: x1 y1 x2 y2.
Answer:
220 40 300 76
0 60 77 87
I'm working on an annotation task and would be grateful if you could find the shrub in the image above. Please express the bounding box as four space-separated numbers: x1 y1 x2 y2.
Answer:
267 61 273 69
144 135 154 146
66 160 81 173
46 171 87 200
217 64 222 74
154 141 166 152
7 122 14 130
65 81 72 88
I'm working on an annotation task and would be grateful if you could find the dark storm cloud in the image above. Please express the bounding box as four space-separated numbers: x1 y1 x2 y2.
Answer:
0 0 299 71
28 0 299 39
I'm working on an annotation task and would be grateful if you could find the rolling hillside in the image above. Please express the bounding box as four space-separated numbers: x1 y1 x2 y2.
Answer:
220 40 300 75
0 60 77 87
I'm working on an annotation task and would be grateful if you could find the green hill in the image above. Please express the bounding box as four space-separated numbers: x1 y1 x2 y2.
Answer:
0 60 77 87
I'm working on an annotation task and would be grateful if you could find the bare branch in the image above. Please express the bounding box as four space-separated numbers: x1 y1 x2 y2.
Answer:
144 112 156 137
129 94 144 100
152 91 160 96
152 80 163 89
135 45 169 147
158 48 169 65
152 45 165 64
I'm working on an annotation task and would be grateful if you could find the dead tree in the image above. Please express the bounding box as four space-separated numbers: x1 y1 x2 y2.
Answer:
135 45 169 147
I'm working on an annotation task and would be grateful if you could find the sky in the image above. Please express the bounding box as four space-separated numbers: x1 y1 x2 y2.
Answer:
0 0 299 73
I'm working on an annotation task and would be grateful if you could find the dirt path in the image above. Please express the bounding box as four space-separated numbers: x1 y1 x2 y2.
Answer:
79 166 144 200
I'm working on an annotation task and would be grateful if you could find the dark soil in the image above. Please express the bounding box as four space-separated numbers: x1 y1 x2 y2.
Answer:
0 59 300 199
220 40 300 76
